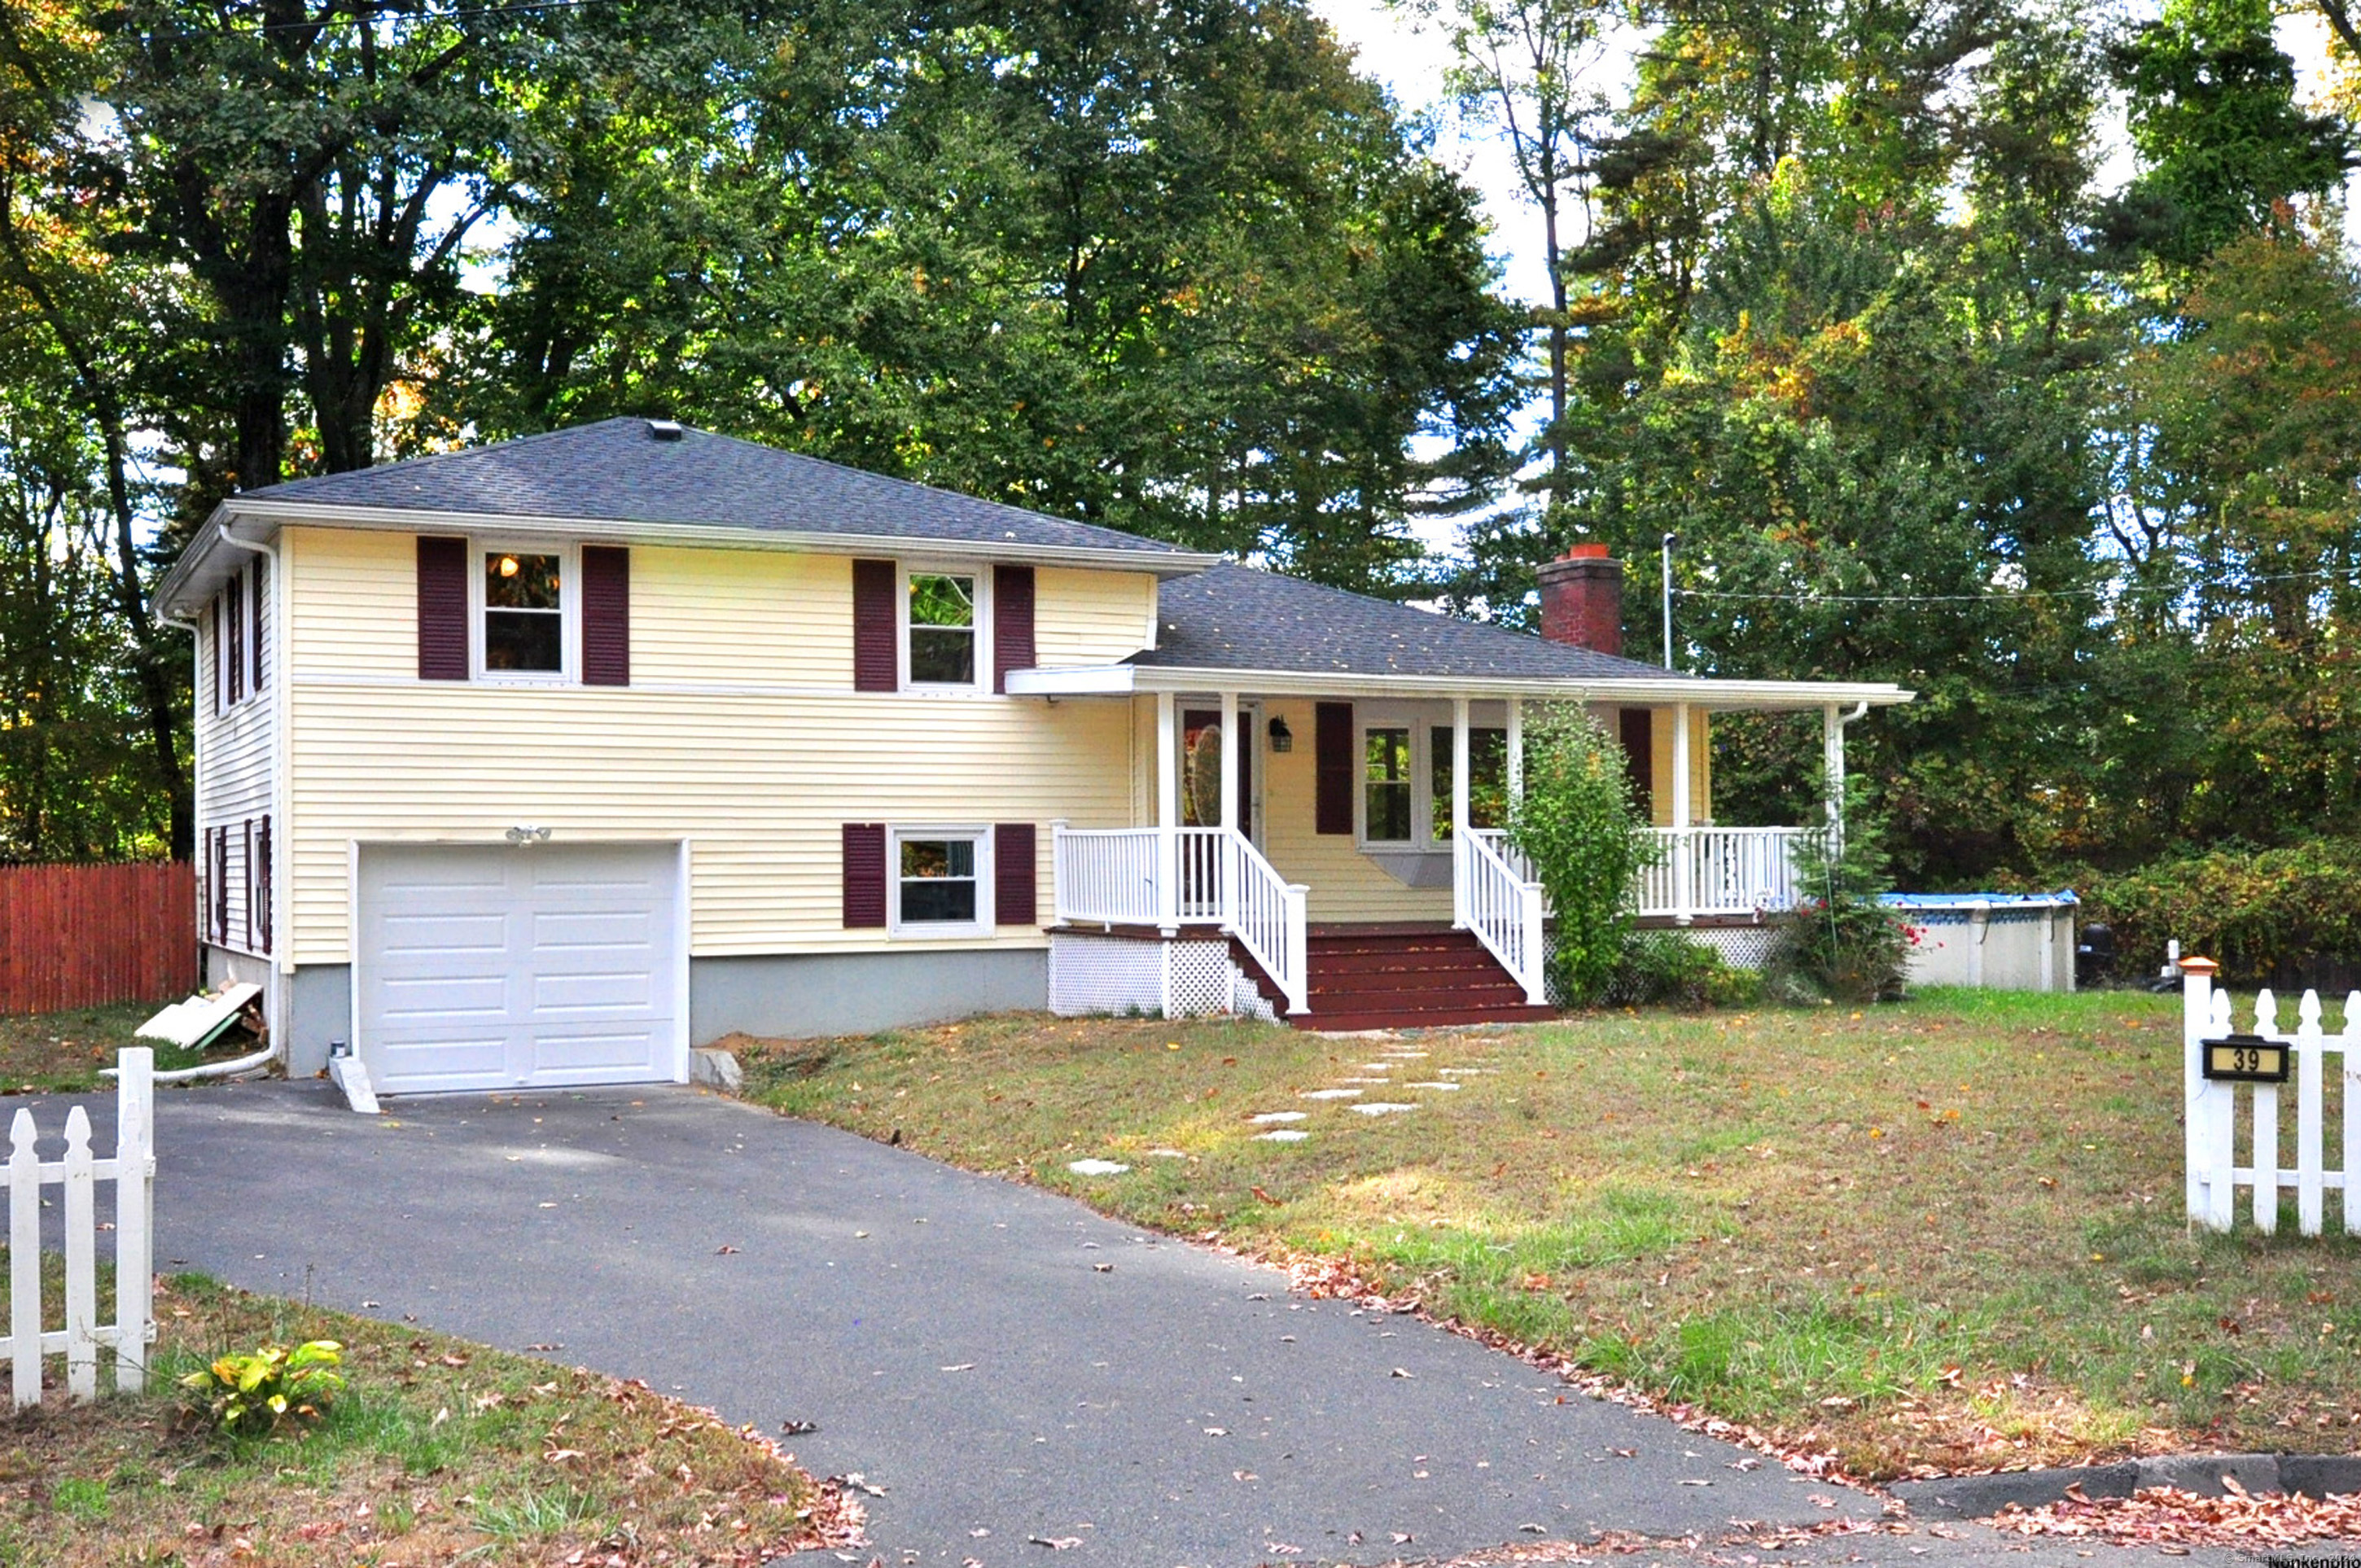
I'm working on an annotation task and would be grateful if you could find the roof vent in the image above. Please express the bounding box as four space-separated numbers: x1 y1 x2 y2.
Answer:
645 418 685 441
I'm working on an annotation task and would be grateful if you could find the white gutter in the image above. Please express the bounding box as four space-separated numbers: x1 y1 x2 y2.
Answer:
155 499 1221 615
208 526 292 1071
1005 662 1914 710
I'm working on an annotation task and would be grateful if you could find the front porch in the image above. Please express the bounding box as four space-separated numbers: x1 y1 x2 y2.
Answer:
1039 687 1852 1027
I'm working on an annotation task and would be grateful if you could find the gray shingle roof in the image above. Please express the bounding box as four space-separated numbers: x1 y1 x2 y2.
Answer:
241 418 1200 559
1137 564 1687 681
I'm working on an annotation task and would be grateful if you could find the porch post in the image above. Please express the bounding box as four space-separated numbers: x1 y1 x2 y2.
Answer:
1671 701 1693 925
1451 695 1472 928
1156 689 1180 935
1219 688 1241 929
1506 698 1523 804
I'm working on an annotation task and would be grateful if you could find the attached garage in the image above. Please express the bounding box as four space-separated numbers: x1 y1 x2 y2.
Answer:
356 843 685 1094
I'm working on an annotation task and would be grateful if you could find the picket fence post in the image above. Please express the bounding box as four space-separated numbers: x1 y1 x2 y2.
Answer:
2 1047 156 1408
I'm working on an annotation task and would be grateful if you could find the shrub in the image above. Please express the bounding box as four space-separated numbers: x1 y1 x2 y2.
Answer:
179 1340 344 1435
1606 930 1761 1010
1506 705 1659 1005
1763 778 1911 1005
2080 838 2361 983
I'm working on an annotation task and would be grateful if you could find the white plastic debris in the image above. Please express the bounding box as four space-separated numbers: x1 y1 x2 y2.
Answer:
1067 1158 1131 1176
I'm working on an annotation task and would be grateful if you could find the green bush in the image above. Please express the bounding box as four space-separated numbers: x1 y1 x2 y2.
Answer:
1505 705 1659 1005
1763 778 1911 1005
1606 930 1761 1010
2080 838 2361 983
179 1340 344 1436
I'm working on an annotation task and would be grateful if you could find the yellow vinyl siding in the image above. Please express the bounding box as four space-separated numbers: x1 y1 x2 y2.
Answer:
284 526 413 678
1646 706 1712 827
631 546 852 685
1033 567 1155 667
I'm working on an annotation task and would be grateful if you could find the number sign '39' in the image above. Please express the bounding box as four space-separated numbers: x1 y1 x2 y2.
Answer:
2200 1034 2291 1084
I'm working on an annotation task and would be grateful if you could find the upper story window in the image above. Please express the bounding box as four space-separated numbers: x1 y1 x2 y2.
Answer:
213 557 266 714
906 570 979 688
484 550 565 673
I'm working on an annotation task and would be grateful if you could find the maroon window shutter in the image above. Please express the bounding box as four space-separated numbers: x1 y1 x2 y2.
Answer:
994 822 1036 927
242 818 254 948
843 823 887 927
992 565 1036 694
251 554 267 692
1618 707 1654 818
581 545 631 685
212 826 229 944
417 535 471 680
258 814 273 955
1315 701 1355 836
211 595 223 715
226 572 245 704
852 558 897 692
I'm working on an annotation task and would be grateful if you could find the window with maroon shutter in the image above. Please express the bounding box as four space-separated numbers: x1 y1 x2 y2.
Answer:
416 536 471 680
992 565 1035 694
994 823 1036 927
581 545 631 685
242 819 254 948
1315 702 1355 835
1618 707 1654 818
251 554 267 693
852 559 897 691
842 823 887 927
211 826 230 944
211 594 223 715
256 814 273 955
226 572 245 704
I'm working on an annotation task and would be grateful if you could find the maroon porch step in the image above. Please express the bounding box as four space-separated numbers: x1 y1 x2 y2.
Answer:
1233 923 1555 1030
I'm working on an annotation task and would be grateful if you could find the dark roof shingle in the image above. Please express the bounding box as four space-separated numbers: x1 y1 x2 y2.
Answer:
242 418 1198 559
1137 564 1684 681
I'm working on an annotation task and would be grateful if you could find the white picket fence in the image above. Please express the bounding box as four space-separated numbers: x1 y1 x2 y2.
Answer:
2182 962 2355 1236
5 1048 156 1405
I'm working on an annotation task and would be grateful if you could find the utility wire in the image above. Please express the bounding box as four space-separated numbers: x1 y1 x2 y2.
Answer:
1676 564 2361 607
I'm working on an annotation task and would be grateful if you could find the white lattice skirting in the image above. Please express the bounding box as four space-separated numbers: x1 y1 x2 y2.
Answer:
1046 932 1254 1019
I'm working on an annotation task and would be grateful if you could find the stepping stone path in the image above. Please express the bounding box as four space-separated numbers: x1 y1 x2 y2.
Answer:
1067 1158 1130 1176
1233 1034 1502 1150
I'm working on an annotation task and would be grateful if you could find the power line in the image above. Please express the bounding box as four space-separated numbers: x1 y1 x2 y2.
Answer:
1676 565 2361 607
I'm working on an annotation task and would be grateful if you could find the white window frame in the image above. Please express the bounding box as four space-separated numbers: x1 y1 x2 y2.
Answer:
1356 708 1426 849
470 540 578 684
898 562 991 694
887 825 994 938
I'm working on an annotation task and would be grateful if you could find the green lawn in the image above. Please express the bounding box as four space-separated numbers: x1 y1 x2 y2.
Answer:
734 988 2361 1480
0 1263 852 1566
1 1001 249 1093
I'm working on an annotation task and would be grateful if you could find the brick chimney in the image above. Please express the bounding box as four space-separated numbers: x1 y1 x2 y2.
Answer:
1536 544 1623 655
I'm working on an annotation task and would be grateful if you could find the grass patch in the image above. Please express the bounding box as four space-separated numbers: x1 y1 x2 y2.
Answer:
734 990 2361 1478
0 1001 246 1094
0 1260 850 1566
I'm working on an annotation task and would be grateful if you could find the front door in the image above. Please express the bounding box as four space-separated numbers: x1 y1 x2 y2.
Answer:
1180 707 1253 841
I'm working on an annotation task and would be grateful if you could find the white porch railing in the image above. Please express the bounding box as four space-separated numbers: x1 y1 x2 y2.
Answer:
1461 830 1547 1005
1633 826 1819 921
1053 826 1308 1015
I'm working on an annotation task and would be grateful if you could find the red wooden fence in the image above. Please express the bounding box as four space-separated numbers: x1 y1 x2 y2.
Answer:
0 862 197 1014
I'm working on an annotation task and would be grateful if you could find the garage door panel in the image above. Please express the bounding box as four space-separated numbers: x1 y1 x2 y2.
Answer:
530 1028 667 1076
359 843 678 1093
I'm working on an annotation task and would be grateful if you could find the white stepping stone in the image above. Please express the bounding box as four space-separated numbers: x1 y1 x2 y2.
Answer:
1357 1063 1395 1073
1406 1080 1462 1091
1340 1076 1392 1085
1249 1111 1308 1124
1349 1102 1418 1116
1067 1158 1131 1176
1144 1148 1189 1158
1254 1129 1311 1142
1379 1050 1429 1059
1436 1067 1496 1076
1299 1088 1363 1100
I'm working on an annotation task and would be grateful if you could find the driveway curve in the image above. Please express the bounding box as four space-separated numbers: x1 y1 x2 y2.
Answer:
63 1081 1891 1563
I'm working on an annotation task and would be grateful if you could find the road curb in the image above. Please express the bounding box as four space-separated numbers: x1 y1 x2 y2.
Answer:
1891 1454 2361 1519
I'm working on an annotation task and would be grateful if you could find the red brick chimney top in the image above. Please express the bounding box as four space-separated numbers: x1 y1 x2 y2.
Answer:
1536 546 1624 656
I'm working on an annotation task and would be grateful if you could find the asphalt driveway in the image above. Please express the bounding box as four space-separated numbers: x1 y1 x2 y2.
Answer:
21 1080 2276 1566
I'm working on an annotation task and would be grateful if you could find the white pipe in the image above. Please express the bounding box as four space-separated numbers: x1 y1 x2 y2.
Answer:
105 1044 278 1085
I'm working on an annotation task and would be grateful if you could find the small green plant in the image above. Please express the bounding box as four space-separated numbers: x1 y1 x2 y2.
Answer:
1607 930 1760 1009
50 1476 109 1522
1763 777 1911 1004
1506 704 1660 1005
179 1340 344 1435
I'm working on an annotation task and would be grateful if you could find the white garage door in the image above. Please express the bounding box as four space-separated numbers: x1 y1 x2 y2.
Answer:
357 843 681 1094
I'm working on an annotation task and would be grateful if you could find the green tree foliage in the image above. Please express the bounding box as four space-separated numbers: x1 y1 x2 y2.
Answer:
1763 778 1912 1004
1504 703 1655 1003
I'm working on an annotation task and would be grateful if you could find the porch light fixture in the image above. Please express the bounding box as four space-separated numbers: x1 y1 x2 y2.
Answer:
504 825 554 845
1267 716 1293 753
